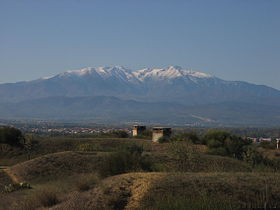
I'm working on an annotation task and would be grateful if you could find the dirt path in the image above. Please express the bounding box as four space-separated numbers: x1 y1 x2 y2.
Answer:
0 167 21 184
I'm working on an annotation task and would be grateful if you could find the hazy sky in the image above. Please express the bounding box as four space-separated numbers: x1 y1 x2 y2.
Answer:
1 0 279 89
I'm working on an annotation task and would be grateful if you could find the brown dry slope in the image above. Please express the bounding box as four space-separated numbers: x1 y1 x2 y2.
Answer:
0 168 13 191
8 151 107 183
50 172 280 210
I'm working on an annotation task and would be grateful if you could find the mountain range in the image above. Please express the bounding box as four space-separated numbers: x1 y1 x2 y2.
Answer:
1 66 280 126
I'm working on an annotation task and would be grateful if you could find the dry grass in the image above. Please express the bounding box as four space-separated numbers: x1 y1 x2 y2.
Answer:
75 173 100 192
8 151 107 183
11 187 59 210
0 137 152 166
48 172 280 210
3 137 280 210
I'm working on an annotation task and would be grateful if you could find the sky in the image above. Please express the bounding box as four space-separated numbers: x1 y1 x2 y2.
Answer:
0 0 280 89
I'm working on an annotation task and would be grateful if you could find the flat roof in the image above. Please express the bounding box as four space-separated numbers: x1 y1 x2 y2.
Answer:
153 127 171 129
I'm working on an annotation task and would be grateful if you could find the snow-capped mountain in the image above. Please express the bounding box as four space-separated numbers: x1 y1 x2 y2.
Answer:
0 66 279 106
1 65 280 125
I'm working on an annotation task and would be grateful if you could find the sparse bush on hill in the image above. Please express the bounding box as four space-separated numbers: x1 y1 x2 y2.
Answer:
172 132 201 144
35 187 59 207
158 136 171 143
259 141 276 150
77 143 101 152
203 130 251 160
75 173 100 191
99 144 152 177
243 147 266 167
168 142 199 172
110 130 129 138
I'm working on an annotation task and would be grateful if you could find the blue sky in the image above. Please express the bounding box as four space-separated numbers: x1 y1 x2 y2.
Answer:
0 0 280 89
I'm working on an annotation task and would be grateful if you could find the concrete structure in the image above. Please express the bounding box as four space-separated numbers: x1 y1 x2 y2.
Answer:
152 127 172 142
132 125 146 137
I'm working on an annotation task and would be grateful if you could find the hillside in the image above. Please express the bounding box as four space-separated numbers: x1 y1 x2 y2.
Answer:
0 97 280 126
1 135 280 210
51 172 280 210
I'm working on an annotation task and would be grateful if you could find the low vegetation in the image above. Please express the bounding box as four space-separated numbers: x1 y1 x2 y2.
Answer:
99 144 152 177
2 127 280 209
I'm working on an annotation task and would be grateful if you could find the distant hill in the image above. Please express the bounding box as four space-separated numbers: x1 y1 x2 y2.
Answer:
0 66 280 126
0 96 280 126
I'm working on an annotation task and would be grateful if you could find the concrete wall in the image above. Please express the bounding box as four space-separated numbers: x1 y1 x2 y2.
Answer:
152 132 163 142
132 126 146 137
132 129 138 137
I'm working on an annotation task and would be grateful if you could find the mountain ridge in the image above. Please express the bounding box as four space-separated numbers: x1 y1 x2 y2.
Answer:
0 66 279 105
0 66 280 126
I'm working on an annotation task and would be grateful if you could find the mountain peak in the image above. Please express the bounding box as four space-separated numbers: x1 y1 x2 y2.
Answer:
53 66 215 83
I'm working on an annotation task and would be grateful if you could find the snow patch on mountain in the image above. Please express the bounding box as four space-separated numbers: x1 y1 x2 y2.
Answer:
54 65 214 83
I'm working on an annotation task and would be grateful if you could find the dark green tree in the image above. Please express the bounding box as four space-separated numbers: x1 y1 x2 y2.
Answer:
0 127 24 147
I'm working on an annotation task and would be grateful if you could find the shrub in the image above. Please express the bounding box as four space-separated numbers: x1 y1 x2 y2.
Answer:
36 188 59 207
158 136 171 143
203 130 251 160
99 144 152 177
259 141 276 149
0 127 24 147
76 174 100 191
77 143 100 152
168 142 199 172
120 143 144 154
111 130 129 138
172 132 201 144
243 147 266 167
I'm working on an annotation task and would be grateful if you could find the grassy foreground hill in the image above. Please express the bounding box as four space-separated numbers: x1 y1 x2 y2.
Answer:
1 136 280 209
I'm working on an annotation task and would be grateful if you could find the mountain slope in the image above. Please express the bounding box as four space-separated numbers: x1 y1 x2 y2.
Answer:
0 66 279 106
1 66 280 125
0 96 280 126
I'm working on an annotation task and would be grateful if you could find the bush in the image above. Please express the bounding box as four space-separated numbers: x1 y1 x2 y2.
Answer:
99 144 152 177
111 130 129 138
203 130 251 160
168 142 199 172
76 174 100 191
243 147 266 167
77 143 101 152
259 141 276 149
36 188 59 207
158 136 171 143
172 132 201 144
0 127 24 147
